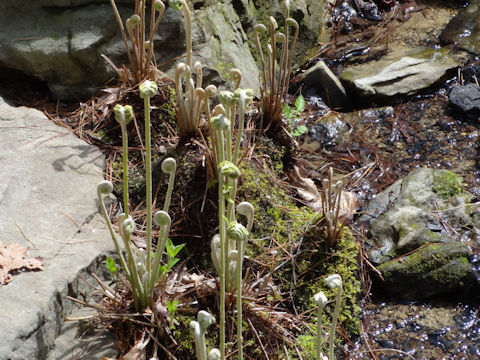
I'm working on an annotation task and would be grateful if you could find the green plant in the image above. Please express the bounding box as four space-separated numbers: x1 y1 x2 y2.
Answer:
170 0 207 137
283 94 308 137
108 0 166 85
190 311 217 360
254 0 299 131
105 256 118 278
321 167 344 247
313 291 328 360
325 274 343 360
166 298 179 329
97 80 181 312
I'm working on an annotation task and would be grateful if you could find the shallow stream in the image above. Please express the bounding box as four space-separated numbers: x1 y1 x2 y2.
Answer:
297 0 480 357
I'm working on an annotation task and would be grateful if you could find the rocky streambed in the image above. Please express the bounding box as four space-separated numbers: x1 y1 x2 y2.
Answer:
294 0 480 357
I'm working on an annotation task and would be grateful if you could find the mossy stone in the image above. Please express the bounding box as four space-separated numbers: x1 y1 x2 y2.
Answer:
376 241 474 300
432 170 463 199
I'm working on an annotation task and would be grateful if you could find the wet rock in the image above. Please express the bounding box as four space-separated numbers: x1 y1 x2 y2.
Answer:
301 112 350 151
368 205 446 263
333 1 358 33
448 83 480 120
440 0 480 55
376 241 473 300
296 60 349 109
358 168 478 299
355 0 382 21
341 47 459 102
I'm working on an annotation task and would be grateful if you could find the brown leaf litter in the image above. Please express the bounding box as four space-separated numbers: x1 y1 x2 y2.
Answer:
0 241 43 285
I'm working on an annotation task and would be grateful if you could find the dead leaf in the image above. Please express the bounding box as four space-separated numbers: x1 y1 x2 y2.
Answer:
120 331 149 360
0 241 43 285
288 166 357 224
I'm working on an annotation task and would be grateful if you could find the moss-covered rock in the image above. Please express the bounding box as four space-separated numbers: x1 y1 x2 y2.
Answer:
376 241 474 300
359 167 477 300
432 170 463 200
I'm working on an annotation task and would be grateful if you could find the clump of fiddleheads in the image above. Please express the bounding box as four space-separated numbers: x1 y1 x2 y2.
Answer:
254 0 299 131
170 0 207 137
321 167 344 247
97 80 180 312
107 0 166 85
209 102 254 359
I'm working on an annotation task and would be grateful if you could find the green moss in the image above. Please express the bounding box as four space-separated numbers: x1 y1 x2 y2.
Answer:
288 230 362 359
214 60 235 82
426 231 442 240
238 160 314 255
296 334 317 358
158 84 179 132
378 241 471 283
91 129 114 144
432 170 463 199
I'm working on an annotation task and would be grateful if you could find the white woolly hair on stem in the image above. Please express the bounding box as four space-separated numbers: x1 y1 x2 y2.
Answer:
161 157 177 212
140 79 157 308
227 222 249 360
217 160 241 360
148 210 171 293
96 181 130 280
313 291 328 360
325 274 343 360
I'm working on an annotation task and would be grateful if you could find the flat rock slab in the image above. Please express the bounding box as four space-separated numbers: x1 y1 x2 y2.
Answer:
341 47 458 101
0 96 117 359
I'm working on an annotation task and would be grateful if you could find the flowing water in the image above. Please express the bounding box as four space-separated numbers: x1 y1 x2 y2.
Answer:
297 0 480 357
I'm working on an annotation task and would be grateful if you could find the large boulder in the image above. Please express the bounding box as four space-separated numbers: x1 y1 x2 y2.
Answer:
0 0 326 101
359 168 477 300
0 0 260 100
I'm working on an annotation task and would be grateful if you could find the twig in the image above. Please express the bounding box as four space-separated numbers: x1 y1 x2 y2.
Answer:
59 211 82 230
247 318 270 360
146 328 178 360
15 223 39 251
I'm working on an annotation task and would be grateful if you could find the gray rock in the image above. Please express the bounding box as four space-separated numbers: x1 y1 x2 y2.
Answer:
297 60 349 109
363 168 471 262
301 112 350 152
448 83 480 119
376 241 473 300
0 2 122 100
440 0 480 55
0 1 260 99
191 2 259 92
0 0 328 100
341 47 459 101
368 205 443 263
359 168 477 299
0 96 116 358
234 0 327 63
